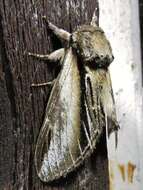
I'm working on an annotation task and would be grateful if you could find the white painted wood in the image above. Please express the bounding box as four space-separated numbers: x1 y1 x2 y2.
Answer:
99 0 143 189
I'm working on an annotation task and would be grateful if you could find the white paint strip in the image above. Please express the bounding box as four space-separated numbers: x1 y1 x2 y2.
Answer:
99 0 143 189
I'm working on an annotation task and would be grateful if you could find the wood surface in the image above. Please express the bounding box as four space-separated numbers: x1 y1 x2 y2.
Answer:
0 0 109 189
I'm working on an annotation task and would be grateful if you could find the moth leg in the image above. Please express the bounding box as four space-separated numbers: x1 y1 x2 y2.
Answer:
31 79 56 87
42 16 71 42
28 48 65 65
29 49 65 88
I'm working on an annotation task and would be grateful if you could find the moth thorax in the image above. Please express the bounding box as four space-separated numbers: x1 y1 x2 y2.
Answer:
71 25 114 68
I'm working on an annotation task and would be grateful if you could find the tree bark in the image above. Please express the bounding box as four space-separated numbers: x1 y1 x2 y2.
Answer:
0 0 109 189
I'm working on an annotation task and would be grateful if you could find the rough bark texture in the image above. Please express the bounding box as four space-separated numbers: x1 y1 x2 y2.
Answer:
0 0 109 189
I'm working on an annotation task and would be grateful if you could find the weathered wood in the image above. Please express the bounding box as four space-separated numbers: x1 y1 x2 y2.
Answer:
139 0 143 79
99 0 143 189
0 0 109 189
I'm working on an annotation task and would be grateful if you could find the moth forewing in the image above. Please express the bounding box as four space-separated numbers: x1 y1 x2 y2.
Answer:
84 68 107 137
33 19 119 183
100 70 119 134
35 48 82 182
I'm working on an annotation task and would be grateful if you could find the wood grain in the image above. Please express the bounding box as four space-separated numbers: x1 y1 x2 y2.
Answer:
0 0 109 189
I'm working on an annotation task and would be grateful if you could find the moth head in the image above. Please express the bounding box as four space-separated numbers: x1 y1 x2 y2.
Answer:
71 25 114 68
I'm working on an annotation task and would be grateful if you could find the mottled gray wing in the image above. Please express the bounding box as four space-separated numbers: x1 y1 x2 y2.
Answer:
83 68 119 150
100 70 119 144
35 48 81 182
80 68 105 156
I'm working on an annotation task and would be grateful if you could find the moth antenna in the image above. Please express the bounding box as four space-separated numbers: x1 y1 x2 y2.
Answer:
90 9 98 26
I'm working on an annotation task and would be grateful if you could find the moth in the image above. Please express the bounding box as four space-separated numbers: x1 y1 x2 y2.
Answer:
28 14 119 182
